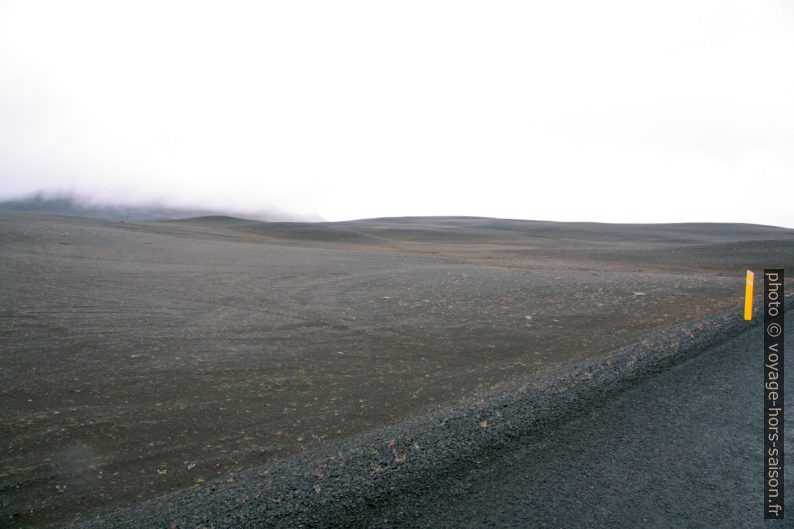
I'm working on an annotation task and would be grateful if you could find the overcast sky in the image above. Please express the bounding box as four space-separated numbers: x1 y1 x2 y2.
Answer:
1 1 792 226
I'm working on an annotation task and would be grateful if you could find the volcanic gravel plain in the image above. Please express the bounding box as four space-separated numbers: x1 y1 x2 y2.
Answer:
1 212 793 527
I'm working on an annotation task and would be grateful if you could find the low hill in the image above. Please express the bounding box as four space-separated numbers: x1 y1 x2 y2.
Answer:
0 192 323 222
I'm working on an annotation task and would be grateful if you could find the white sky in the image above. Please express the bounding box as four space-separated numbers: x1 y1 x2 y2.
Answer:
1 1 793 226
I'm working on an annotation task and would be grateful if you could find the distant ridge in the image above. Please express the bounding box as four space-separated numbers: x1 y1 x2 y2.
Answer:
0 192 323 222
163 214 794 250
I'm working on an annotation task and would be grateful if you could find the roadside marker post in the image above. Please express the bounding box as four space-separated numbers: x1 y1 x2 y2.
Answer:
744 269 754 320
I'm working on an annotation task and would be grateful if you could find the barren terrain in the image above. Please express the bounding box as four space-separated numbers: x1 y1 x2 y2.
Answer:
1 212 792 527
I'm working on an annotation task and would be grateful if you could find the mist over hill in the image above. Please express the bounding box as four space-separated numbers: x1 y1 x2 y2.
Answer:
0 192 323 222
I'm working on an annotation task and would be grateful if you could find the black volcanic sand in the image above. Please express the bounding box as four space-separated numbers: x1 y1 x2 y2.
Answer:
1 212 792 527
76 297 794 529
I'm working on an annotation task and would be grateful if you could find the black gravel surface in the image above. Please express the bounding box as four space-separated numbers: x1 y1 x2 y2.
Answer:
75 296 793 528
368 304 793 528
9 213 791 527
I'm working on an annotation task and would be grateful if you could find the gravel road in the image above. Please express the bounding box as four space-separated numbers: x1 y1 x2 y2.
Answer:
364 313 792 528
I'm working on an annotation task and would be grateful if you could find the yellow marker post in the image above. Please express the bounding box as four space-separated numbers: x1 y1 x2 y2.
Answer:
744 269 754 320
